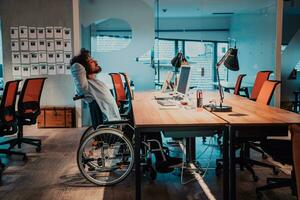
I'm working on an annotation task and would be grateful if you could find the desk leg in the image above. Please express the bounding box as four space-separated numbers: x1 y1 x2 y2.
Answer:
134 128 141 200
229 127 236 200
186 137 196 163
223 128 229 200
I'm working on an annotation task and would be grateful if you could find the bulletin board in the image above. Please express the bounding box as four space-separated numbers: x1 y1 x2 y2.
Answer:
10 26 73 79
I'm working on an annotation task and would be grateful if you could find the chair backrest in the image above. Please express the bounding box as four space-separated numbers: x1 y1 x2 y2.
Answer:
234 74 246 95
0 80 21 125
256 80 280 105
120 72 134 100
109 73 126 106
18 78 47 119
251 71 273 100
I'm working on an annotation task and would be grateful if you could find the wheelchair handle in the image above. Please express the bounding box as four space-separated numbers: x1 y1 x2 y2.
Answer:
73 94 85 101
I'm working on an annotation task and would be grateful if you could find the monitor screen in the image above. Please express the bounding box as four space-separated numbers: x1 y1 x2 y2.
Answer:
176 66 191 95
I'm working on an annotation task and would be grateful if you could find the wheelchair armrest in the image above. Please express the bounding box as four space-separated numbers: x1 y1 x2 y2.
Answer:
103 119 131 126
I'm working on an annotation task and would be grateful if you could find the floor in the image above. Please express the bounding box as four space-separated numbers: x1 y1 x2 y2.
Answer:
0 126 297 200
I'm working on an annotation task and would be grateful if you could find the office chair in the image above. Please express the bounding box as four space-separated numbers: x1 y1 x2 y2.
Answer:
256 129 296 199
1 78 46 153
224 74 249 97
0 80 27 160
216 80 281 181
120 72 134 100
249 71 273 101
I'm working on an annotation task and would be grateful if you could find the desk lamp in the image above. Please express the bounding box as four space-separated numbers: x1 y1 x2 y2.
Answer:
213 47 239 112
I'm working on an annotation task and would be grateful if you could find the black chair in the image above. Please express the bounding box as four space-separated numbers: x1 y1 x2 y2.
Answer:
0 80 27 160
0 78 46 153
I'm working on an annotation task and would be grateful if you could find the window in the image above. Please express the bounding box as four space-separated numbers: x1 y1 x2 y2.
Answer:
91 35 131 53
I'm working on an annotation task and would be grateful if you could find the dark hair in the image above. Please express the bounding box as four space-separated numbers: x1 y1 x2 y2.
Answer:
70 48 92 74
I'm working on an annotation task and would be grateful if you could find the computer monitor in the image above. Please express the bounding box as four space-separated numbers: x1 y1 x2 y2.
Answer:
176 65 191 96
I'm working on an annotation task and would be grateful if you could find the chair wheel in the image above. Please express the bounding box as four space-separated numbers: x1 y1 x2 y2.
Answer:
36 146 41 153
253 175 259 182
273 168 279 175
262 154 268 159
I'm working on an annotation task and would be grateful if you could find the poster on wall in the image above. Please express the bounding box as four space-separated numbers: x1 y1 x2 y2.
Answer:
11 40 19 51
64 52 72 64
56 63 65 74
63 28 71 40
10 27 19 39
64 40 72 51
31 64 40 76
29 39 38 51
37 27 45 39
55 39 63 50
46 40 55 51
12 65 22 76
47 52 56 63
55 51 64 63
20 39 29 51
21 65 30 77
48 64 57 75
38 51 47 63
30 52 38 63
12 52 21 64
54 27 63 38
40 63 48 75
38 39 46 51
21 52 30 64
19 26 28 38
46 27 54 38
29 27 37 38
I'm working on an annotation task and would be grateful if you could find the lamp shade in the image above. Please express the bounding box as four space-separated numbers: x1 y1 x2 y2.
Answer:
224 48 239 71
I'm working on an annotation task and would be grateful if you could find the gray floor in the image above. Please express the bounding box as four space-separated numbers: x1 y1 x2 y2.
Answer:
0 126 297 200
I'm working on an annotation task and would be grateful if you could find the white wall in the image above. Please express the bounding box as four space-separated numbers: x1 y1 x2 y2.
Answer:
80 0 155 91
229 8 277 87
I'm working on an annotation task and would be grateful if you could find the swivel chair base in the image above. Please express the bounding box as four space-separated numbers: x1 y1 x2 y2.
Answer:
0 137 41 153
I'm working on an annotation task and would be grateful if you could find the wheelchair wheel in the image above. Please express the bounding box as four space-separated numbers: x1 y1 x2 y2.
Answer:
80 126 94 145
77 127 134 186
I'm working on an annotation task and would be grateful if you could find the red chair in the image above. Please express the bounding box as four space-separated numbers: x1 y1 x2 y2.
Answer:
2 78 46 152
120 72 134 100
0 80 27 159
250 71 273 100
233 74 248 96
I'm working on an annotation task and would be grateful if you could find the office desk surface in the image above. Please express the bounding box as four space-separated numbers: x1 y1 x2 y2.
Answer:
132 92 227 128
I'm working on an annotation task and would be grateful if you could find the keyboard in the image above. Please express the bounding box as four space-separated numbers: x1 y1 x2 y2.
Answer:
157 100 177 106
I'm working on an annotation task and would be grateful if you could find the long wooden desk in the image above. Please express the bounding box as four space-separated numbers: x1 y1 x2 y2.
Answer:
133 91 300 200
133 92 228 200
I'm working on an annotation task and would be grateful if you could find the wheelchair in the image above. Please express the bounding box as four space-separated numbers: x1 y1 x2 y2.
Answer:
74 95 164 186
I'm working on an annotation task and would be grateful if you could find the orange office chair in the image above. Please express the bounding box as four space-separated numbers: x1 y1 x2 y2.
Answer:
0 80 27 160
250 71 273 100
109 73 131 116
233 74 248 96
120 72 134 100
2 78 47 153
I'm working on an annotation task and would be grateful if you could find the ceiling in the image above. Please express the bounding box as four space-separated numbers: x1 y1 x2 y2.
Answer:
152 0 277 17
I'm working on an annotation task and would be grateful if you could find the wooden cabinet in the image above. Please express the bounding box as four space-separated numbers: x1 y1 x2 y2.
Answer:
37 107 75 128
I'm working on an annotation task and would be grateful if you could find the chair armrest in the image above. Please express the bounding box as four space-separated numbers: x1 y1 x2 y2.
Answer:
103 119 131 126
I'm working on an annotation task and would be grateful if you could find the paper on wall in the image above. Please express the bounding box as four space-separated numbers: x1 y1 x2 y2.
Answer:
12 65 22 76
11 40 19 51
40 63 48 75
46 40 55 51
64 52 72 64
65 64 71 75
30 52 38 63
48 64 57 75
12 52 21 64
21 52 30 64
64 40 72 51
13 76 22 80
46 27 54 38
19 26 28 38
63 28 71 40
21 65 30 77
38 51 47 63
28 27 37 38
55 51 64 63
37 27 45 39
20 39 29 51
47 52 56 63
10 27 19 39
38 39 46 51
54 27 63 38
29 39 38 51
31 64 40 76
55 39 63 50
56 63 65 74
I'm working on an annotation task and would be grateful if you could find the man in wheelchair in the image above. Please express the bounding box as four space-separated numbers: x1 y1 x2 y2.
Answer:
70 49 182 186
